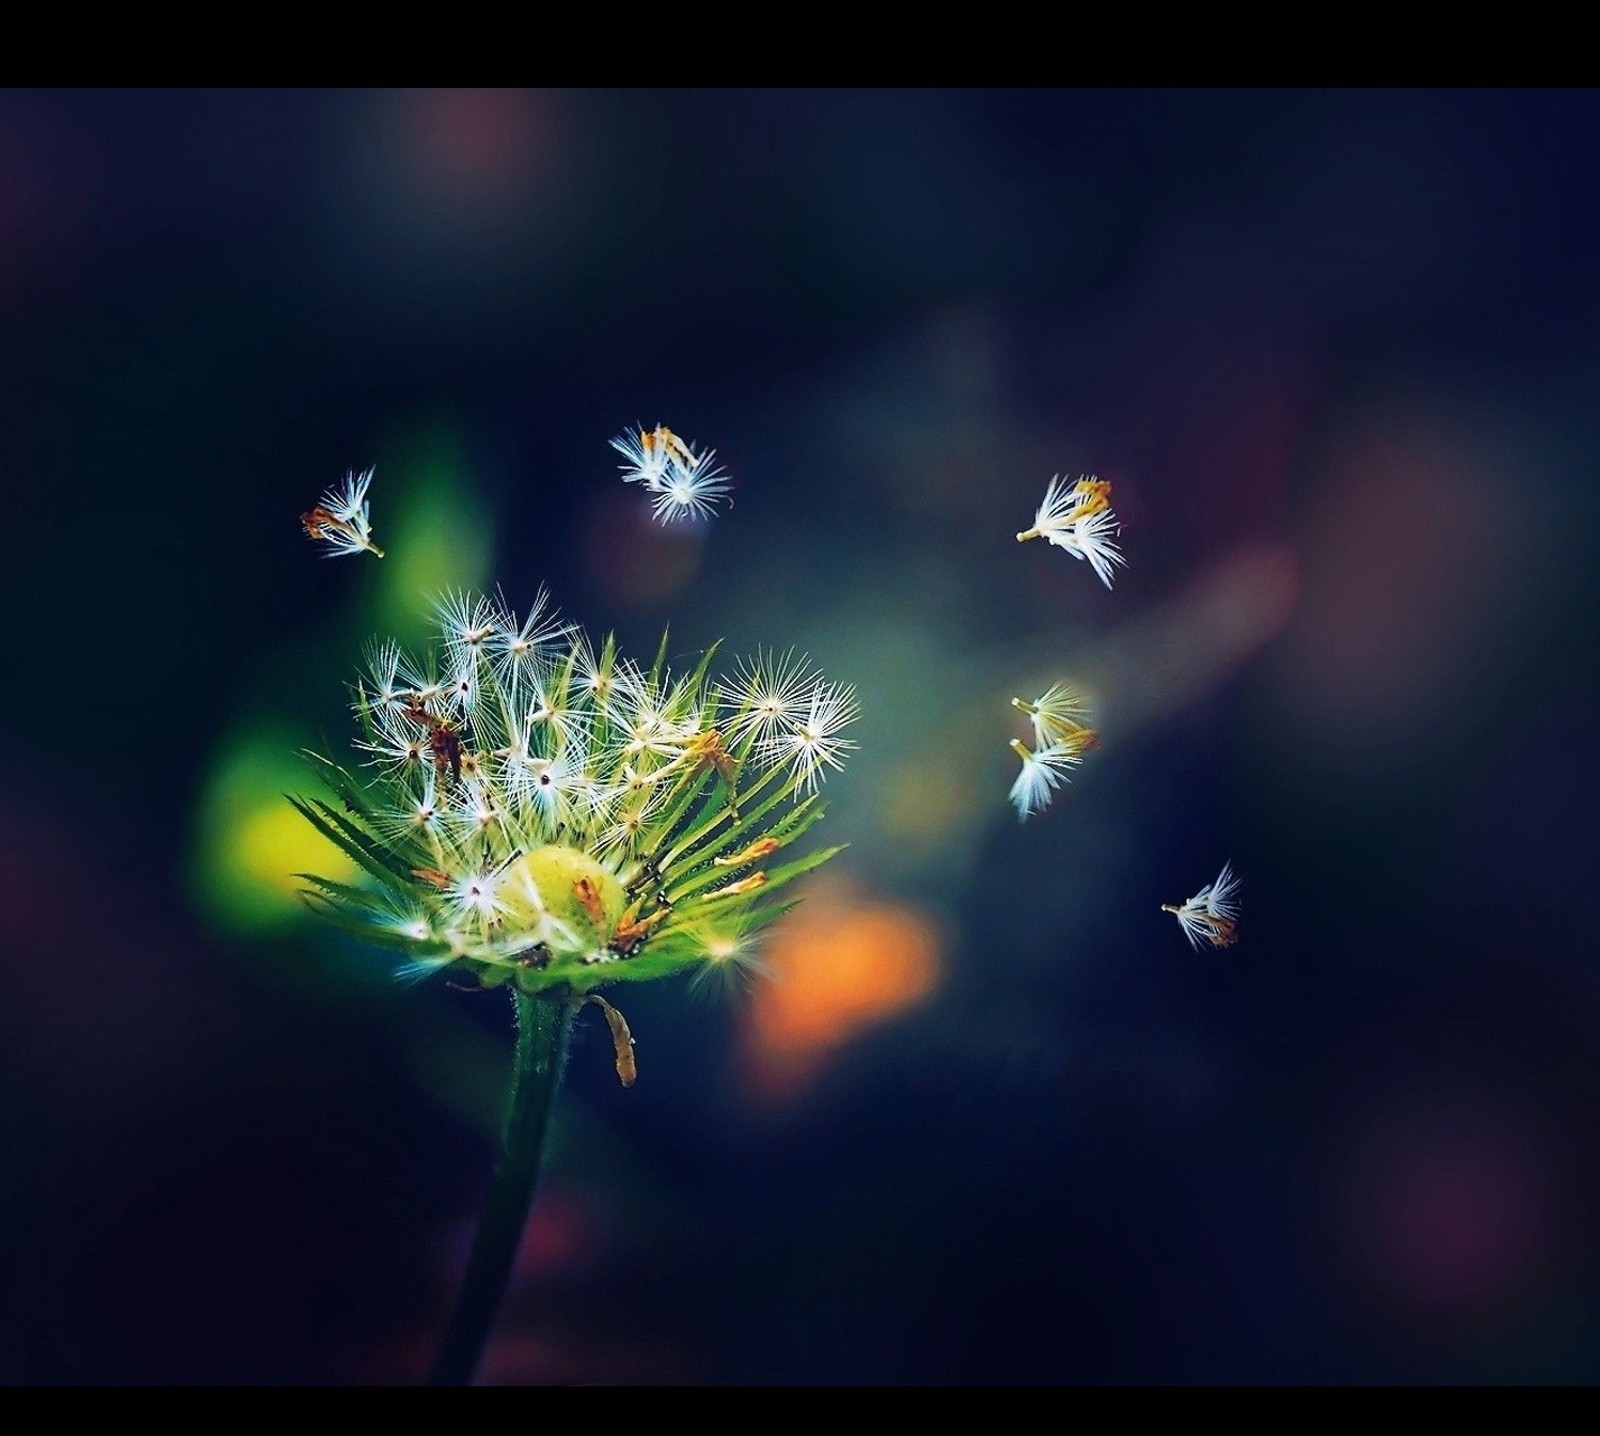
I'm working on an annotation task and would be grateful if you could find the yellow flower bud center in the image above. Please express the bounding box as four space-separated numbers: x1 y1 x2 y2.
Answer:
499 845 627 952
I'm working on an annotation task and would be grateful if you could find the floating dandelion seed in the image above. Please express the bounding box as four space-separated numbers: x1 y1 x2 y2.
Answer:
611 423 690 486
1011 682 1099 756
1016 473 1124 588
610 424 732 523
1008 738 1081 821
301 467 384 558
1162 862 1241 949
648 447 732 522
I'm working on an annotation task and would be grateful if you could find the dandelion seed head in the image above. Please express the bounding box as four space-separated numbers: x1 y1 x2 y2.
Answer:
299 576 855 997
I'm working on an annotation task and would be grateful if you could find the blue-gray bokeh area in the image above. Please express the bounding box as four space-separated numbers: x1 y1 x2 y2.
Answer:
1 88 1598 1384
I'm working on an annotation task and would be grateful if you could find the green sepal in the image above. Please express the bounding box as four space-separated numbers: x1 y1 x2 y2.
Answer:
295 871 399 915
647 626 672 689
288 794 418 886
744 842 848 898
665 800 829 904
679 640 724 708
300 750 385 823
298 892 451 955
657 759 789 874
665 769 808 876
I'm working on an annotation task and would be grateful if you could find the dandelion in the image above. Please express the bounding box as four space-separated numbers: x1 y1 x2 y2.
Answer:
1007 738 1081 821
300 467 384 558
294 585 855 1384
1016 473 1124 589
1161 862 1241 950
610 424 732 523
295 586 852 1012
1011 682 1098 756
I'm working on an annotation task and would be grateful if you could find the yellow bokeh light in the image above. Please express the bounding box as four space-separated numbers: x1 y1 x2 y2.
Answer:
191 729 359 934
234 801 354 899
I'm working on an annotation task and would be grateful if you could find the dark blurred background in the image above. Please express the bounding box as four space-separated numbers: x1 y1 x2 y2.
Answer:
2 87 1598 1385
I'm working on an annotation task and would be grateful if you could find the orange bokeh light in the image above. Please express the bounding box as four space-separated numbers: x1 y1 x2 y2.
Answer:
741 877 941 1096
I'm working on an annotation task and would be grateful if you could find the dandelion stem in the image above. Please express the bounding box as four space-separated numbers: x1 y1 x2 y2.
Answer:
427 987 574 1386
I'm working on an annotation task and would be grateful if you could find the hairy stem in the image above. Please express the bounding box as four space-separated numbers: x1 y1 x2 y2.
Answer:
428 988 574 1386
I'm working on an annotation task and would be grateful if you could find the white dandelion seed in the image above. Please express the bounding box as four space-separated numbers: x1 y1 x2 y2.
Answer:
592 784 666 858
488 585 571 686
373 772 447 848
571 636 644 713
764 681 859 795
1010 682 1097 754
355 700 432 775
301 467 384 558
619 693 698 763
447 867 508 924
521 677 593 749
1016 473 1125 590
444 779 504 841
721 648 824 747
1008 738 1081 821
362 638 424 710
520 749 600 827
610 424 682 487
1061 505 1127 590
1162 862 1241 950
648 445 732 523
435 590 506 675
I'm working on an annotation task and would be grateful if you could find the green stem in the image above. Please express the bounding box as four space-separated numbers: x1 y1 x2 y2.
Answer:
427 988 575 1386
